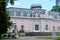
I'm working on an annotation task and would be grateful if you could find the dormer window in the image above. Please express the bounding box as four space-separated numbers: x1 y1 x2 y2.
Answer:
16 13 21 16
43 12 45 15
59 13 60 19
21 12 23 17
30 14 32 17
35 13 38 17
23 13 27 17
13 11 16 16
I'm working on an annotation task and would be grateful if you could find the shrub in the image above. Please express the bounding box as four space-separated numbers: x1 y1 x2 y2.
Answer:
19 30 25 33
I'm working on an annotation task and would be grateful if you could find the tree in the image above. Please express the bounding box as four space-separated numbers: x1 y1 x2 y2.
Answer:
0 0 16 38
51 6 60 12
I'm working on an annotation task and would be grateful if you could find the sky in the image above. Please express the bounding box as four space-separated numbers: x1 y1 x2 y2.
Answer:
7 0 56 11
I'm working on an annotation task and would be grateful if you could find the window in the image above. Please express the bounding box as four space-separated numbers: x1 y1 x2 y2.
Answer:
35 13 38 17
35 25 39 30
54 15 57 19
30 14 32 17
59 14 60 19
21 25 24 30
53 26 55 31
23 13 27 17
14 24 17 29
59 14 60 16
58 26 60 30
45 25 48 30
16 12 21 16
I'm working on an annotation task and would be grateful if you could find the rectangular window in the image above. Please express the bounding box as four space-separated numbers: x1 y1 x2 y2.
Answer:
54 15 57 19
58 26 60 30
14 25 17 29
45 25 48 30
21 25 24 30
53 26 55 31
30 14 32 17
59 14 60 19
13 23 17 29
35 25 39 30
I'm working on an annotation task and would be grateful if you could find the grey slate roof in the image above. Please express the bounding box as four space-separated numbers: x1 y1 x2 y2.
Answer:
7 7 45 16
6 7 60 19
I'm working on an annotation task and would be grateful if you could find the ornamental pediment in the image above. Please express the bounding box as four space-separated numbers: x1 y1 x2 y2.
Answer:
43 11 53 19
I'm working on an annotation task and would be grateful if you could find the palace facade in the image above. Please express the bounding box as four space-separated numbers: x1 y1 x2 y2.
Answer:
7 4 60 33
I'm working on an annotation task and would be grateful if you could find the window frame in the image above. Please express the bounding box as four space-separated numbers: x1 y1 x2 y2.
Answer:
58 26 60 30
45 25 48 30
35 24 39 30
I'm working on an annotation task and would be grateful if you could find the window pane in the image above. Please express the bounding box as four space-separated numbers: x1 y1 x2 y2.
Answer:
23 13 27 17
30 14 32 17
45 25 48 30
16 12 21 16
53 26 55 31
14 25 17 29
21 25 24 30
58 26 60 30
35 25 39 30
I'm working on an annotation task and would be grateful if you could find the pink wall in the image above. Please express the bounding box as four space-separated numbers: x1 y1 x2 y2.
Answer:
53 20 60 32
11 18 60 32
41 19 52 32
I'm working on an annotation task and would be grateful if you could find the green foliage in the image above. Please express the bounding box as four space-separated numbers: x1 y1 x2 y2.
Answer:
10 0 14 5
37 36 60 40
51 6 60 12
0 0 16 38
19 30 25 33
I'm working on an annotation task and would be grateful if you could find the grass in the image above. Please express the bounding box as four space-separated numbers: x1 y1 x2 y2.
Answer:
36 36 60 40
36 36 52 39
56 36 60 40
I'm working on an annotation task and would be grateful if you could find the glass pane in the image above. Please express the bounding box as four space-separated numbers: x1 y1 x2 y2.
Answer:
14 25 17 29
53 26 55 31
45 25 48 30
58 26 60 30
21 25 24 30
35 25 39 30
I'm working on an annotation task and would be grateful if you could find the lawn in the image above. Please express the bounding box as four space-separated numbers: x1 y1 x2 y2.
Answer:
56 37 60 40
36 36 60 40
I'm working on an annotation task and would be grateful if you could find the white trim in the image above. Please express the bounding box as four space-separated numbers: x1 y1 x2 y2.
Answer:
45 30 50 32
33 23 41 32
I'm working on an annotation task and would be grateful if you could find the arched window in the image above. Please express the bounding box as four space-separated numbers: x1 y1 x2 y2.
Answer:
35 24 39 30
16 12 21 16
